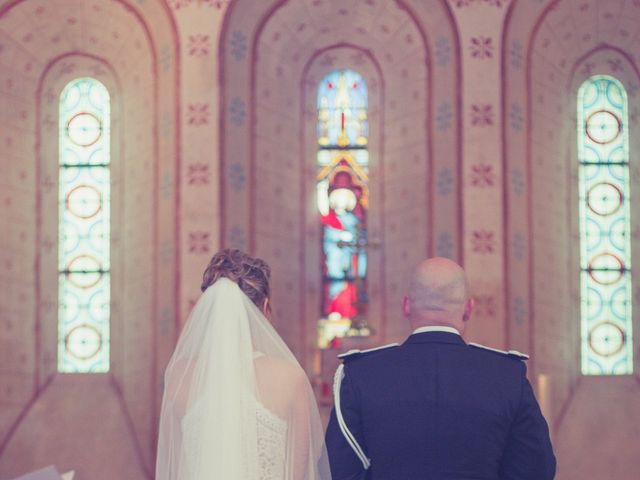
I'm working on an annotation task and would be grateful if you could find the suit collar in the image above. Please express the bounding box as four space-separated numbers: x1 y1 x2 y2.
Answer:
404 327 466 346
412 326 461 336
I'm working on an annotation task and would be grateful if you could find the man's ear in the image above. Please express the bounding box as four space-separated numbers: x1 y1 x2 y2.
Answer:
401 295 411 318
462 297 475 322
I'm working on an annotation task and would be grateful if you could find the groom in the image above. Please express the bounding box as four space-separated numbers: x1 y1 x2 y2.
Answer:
325 257 556 479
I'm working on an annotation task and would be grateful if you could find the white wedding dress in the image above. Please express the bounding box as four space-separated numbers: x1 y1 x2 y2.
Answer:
256 403 289 479
181 397 288 479
155 278 330 480
180 353 289 480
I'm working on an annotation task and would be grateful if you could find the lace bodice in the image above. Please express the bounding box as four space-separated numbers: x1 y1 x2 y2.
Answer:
181 399 288 479
256 401 288 480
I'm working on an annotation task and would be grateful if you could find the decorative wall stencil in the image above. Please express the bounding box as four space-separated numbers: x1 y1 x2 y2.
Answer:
187 34 211 57
470 163 495 187
471 230 496 254
469 36 494 59
470 103 494 126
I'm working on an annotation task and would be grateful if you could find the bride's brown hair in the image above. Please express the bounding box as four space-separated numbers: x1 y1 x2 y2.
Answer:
201 249 271 309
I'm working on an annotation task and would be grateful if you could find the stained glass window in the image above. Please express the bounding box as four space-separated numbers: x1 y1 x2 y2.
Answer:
577 75 633 375
58 78 111 373
317 70 371 348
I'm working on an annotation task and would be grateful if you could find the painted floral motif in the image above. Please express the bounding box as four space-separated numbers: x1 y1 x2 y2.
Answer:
436 231 454 258
608 58 623 72
229 97 246 126
187 34 211 57
511 168 525 196
436 102 453 132
437 167 454 196
510 40 523 69
471 230 496 254
470 163 495 187
509 103 524 131
187 163 210 185
229 225 246 249
188 232 211 254
470 36 494 59
159 46 172 71
512 232 525 261
512 296 526 325
229 162 246 191
435 36 451 67
187 103 210 126
230 31 248 60
474 295 497 317
470 104 494 126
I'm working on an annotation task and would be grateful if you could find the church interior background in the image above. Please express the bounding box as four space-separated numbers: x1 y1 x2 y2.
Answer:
0 0 639 478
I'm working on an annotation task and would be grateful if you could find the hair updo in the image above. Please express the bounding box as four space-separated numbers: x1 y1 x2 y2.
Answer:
201 249 271 309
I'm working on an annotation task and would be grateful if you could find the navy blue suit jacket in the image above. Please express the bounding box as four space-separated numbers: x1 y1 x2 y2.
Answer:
325 331 556 480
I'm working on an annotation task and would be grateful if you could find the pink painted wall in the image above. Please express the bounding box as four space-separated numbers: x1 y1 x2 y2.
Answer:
0 0 638 478
0 0 179 477
504 0 640 478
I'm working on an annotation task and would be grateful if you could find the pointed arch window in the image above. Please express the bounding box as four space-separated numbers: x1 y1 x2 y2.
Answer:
58 78 111 373
577 75 633 375
316 69 371 348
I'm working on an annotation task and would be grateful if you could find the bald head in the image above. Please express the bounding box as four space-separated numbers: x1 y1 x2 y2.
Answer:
404 257 472 331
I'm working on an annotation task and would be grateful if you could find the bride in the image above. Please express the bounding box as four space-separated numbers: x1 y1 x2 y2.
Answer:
155 249 331 479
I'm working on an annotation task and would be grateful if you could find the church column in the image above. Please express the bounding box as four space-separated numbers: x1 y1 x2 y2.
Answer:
450 0 510 347
173 2 229 325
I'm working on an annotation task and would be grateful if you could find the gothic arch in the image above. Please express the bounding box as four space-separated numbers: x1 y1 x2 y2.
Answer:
504 1 640 477
0 0 179 475
219 0 461 368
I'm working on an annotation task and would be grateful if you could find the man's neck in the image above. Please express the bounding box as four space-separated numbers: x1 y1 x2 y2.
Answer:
412 325 461 335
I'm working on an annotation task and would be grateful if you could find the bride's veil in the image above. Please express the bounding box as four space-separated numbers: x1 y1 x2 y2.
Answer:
155 278 331 479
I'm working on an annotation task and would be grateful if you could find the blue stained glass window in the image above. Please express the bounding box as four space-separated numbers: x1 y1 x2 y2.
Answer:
58 78 111 373
577 75 633 375
317 69 368 148
317 70 370 348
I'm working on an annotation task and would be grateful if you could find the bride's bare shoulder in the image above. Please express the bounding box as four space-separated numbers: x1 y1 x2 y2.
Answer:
255 354 304 376
254 355 308 392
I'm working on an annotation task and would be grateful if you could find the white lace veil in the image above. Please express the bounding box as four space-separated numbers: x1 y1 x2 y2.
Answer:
155 278 331 480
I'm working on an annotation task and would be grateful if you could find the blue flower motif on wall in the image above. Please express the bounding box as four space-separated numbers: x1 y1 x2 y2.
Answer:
230 31 248 60
229 162 246 191
161 172 173 198
512 296 526 325
160 239 173 262
436 231 454 258
437 167 453 196
435 36 451 67
513 232 525 261
160 45 172 72
509 103 524 131
159 306 172 337
510 40 523 70
229 97 246 126
511 168 524 196
436 102 453 132
160 111 172 138
229 225 246 249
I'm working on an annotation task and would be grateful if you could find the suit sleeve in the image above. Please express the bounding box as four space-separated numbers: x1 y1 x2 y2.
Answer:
499 363 556 480
325 365 368 480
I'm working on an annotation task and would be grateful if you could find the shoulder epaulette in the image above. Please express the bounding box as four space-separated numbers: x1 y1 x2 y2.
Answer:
468 342 529 360
337 343 399 361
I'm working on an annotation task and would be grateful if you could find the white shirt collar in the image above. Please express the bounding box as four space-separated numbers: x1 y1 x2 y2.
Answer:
412 326 461 336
